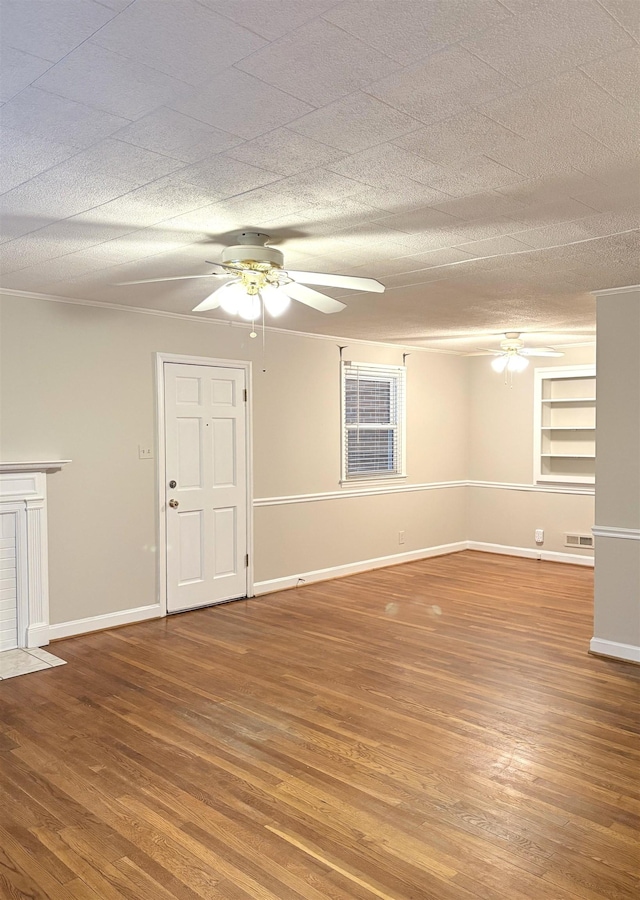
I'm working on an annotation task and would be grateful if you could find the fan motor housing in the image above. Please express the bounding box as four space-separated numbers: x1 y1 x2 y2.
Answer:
221 232 284 270
500 335 524 352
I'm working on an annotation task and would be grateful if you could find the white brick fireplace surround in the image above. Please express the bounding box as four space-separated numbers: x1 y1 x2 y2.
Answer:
0 462 69 650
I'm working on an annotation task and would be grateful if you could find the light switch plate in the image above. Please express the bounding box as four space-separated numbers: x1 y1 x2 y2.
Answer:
138 445 153 459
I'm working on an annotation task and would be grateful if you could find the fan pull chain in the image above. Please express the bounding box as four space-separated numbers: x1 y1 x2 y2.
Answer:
262 297 267 372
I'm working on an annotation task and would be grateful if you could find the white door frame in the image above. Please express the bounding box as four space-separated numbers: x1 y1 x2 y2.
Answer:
155 352 254 616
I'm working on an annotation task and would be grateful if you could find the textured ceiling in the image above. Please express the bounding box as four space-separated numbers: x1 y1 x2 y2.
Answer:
0 0 638 351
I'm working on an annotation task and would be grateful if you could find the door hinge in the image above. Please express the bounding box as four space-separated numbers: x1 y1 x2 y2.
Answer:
245 553 249 567
243 388 248 402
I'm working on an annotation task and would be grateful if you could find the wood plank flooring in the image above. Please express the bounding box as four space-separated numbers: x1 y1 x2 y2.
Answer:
1 550 639 899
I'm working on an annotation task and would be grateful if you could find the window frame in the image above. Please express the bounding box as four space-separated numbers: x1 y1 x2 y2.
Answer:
340 360 407 484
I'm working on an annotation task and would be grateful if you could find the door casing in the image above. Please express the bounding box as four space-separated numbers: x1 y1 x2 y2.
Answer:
155 352 254 616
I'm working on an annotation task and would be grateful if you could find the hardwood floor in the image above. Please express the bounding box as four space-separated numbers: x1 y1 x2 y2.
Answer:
1 550 639 899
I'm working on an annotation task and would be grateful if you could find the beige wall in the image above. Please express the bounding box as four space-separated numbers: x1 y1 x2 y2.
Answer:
467 345 596 556
467 486 594 557
595 289 640 530
252 333 468 497
255 487 466 584
1 293 599 633
593 287 640 656
0 294 467 625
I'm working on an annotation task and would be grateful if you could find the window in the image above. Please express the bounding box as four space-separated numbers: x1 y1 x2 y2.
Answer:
341 361 406 481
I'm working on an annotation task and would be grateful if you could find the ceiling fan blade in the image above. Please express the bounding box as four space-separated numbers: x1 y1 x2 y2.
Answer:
519 348 564 357
287 270 385 293
191 283 232 311
281 282 347 314
117 274 224 285
474 348 504 355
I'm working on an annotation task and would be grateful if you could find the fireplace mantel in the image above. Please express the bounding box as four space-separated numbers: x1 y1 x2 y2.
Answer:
0 460 71 474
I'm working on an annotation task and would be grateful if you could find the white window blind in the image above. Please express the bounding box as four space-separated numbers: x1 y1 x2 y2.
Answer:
341 361 406 481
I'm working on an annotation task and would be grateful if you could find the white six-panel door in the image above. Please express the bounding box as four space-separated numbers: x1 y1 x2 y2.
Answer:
164 362 248 613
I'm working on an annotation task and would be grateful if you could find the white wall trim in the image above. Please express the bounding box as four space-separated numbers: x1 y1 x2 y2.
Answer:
254 479 594 507
26 624 50 646
592 284 640 297
254 481 466 507
254 542 467 594
466 541 594 566
592 525 640 540
589 638 640 664
45 534 596 636
254 537 595 595
467 479 594 496
0 288 458 354
49 604 162 641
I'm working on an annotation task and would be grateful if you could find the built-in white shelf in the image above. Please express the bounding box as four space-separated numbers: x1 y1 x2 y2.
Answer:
534 366 596 485
540 397 596 403
541 454 596 458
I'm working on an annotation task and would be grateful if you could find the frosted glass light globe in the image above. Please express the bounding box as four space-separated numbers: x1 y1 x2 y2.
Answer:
491 355 509 373
237 293 261 320
261 284 290 317
506 354 529 372
218 281 245 315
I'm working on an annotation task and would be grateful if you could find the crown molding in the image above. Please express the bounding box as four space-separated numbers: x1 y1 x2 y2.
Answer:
0 288 461 355
591 284 640 297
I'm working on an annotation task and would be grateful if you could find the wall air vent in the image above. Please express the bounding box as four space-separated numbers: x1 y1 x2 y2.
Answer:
565 533 594 549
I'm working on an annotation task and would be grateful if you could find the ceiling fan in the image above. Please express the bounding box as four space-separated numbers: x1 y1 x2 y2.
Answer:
117 231 384 318
477 333 565 372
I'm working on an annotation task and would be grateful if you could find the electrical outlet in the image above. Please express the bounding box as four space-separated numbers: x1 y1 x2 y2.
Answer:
398 530 405 545
535 528 544 544
138 445 153 460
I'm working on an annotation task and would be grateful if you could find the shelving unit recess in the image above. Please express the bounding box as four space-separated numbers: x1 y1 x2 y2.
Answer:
533 364 596 485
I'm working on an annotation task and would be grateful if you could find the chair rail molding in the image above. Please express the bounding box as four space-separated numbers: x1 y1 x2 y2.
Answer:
592 524 640 540
0 461 70 648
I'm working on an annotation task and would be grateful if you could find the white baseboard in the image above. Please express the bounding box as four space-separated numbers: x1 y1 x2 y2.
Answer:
26 624 50 648
45 542 594 637
589 638 640 664
254 541 467 595
48 604 162 641
466 541 594 567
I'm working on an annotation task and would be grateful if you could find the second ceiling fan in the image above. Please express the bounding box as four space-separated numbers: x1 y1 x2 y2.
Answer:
477 333 565 372
119 231 385 318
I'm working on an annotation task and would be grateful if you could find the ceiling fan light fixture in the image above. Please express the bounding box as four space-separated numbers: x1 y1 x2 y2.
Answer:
491 355 509 373
507 354 529 373
218 280 246 315
482 332 563 376
237 292 261 321
121 232 385 316
261 284 290 317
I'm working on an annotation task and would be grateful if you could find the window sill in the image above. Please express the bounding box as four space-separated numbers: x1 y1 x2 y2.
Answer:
340 475 407 488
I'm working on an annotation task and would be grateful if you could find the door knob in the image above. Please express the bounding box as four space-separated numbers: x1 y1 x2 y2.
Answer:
168 499 179 508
